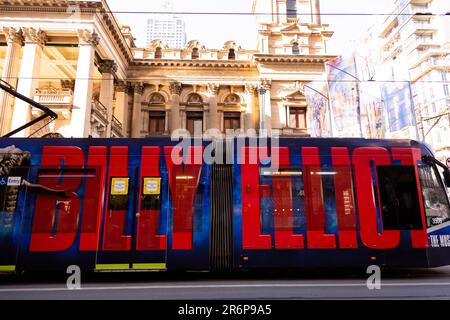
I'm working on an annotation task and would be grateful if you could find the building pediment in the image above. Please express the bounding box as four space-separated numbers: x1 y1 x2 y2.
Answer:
279 24 312 35
283 90 305 101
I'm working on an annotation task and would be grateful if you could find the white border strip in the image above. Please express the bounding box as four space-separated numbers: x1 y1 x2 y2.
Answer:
1 282 450 292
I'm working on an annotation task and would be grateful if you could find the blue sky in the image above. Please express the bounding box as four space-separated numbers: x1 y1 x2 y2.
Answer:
106 0 393 54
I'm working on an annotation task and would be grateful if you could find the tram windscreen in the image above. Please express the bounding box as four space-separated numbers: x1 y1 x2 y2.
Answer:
377 165 423 230
419 164 450 227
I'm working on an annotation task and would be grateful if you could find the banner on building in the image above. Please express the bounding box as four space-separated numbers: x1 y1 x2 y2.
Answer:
304 77 331 137
380 80 416 138
326 55 362 137
359 81 385 139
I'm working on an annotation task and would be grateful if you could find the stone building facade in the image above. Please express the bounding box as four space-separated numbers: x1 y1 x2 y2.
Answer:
0 0 335 138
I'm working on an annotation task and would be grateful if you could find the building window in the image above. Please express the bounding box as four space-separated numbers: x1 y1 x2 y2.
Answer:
289 107 306 129
224 112 241 131
155 47 162 59
149 111 166 135
292 43 300 55
228 49 236 60
192 48 199 60
287 0 297 19
186 111 203 135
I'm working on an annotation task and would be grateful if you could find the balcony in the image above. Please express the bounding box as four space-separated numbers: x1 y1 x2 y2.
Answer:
111 115 124 138
90 99 108 137
32 87 73 119
90 99 124 138
410 55 450 81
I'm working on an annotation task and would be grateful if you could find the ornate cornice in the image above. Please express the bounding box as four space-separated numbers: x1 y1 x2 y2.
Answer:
131 59 255 69
2 27 23 46
99 60 118 74
77 29 100 47
169 82 183 96
253 54 337 64
22 28 46 46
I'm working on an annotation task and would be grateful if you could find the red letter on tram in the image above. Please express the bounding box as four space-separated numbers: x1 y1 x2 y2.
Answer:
391 148 428 249
273 147 304 249
30 146 83 252
332 147 358 249
103 146 131 251
353 147 400 249
241 147 272 249
136 147 166 250
302 147 336 249
79 146 107 251
165 146 202 250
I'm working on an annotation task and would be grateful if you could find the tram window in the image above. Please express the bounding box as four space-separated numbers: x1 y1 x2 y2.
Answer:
419 164 450 227
141 177 162 210
377 166 423 230
108 177 130 211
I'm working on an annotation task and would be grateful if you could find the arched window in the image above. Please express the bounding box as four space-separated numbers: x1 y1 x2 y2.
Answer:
287 0 297 19
228 49 236 60
292 42 300 55
155 47 162 59
191 48 199 60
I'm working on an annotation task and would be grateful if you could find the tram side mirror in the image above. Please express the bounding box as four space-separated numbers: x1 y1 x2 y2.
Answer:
444 170 450 188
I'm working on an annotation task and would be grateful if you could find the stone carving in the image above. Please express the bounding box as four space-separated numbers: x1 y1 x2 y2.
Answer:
186 93 203 105
99 60 118 74
2 27 23 45
260 79 272 91
133 82 144 95
245 84 257 96
169 82 182 96
224 94 240 104
77 29 100 47
114 80 130 93
149 92 166 104
22 28 46 46
207 83 219 96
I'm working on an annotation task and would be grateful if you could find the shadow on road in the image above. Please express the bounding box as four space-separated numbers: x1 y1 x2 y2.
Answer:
1 266 449 285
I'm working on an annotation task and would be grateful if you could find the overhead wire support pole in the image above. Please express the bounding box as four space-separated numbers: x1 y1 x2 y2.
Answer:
0 79 58 138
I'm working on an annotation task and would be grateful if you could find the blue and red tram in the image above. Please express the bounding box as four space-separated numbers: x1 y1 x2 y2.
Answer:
0 137 449 273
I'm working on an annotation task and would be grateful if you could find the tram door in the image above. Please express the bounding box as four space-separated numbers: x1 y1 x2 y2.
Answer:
0 175 26 273
95 161 168 271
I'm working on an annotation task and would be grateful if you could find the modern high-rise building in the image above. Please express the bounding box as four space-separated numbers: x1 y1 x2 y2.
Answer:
360 0 450 162
145 0 186 49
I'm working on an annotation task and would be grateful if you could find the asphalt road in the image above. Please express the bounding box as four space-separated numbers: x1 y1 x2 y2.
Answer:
1 267 450 300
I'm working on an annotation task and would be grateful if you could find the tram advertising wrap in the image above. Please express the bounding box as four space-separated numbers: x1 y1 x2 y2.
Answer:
0 137 449 274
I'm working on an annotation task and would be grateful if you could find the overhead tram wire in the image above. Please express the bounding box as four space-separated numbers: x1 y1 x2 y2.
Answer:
0 6 449 17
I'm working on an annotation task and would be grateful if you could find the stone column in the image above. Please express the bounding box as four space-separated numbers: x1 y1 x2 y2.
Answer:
70 30 99 137
169 82 182 133
0 28 23 135
311 0 321 25
99 60 117 137
114 81 130 137
260 30 270 54
11 28 46 137
207 83 219 130
131 83 144 138
244 84 257 131
259 80 272 132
